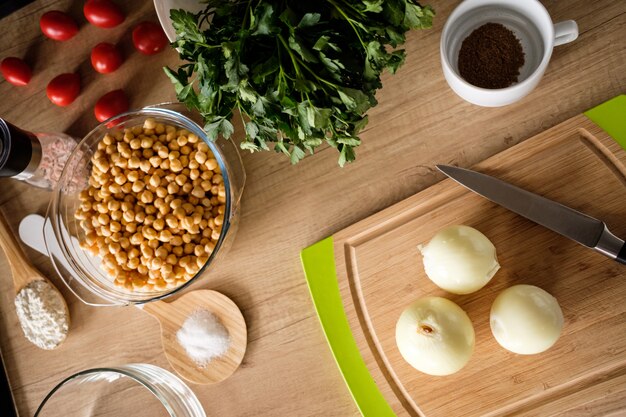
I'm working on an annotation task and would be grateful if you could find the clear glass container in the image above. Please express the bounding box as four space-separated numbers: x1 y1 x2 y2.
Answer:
45 103 245 305
35 364 206 417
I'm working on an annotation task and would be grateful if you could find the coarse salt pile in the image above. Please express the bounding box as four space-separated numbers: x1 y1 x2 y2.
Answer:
14 280 69 350
176 309 230 367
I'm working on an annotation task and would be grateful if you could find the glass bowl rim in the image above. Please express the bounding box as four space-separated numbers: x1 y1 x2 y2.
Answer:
34 364 203 417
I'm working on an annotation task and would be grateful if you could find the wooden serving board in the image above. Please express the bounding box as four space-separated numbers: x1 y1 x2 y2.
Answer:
302 101 626 417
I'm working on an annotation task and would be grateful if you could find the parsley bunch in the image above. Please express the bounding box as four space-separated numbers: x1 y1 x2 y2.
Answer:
165 0 434 166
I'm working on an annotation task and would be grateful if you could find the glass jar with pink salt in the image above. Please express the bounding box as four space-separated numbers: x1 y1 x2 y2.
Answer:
0 118 78 190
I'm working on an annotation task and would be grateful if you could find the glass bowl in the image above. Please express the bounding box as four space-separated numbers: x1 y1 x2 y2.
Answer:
35 364 206 417
46 103 245 305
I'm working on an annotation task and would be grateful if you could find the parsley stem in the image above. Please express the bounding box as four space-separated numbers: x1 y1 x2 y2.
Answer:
326 0 366 49
277 34 302 77
277 35 339 90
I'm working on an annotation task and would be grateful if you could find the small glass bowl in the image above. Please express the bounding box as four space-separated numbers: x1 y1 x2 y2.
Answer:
46 103 245 305
35 364 206 417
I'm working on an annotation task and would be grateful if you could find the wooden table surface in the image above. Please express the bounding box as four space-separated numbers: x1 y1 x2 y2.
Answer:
0 1 624 416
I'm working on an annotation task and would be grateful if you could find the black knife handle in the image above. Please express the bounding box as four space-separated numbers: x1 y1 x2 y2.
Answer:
618 243 626 265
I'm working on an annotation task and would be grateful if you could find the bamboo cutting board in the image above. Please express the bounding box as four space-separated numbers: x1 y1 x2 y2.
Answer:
302 97 626 417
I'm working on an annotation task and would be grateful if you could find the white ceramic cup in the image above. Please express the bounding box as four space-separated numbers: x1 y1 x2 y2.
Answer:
440 0 578 107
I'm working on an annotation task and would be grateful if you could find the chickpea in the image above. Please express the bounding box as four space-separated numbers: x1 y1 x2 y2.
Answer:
115 251 128 264
143 227 158 240
194 245 205 257
140 190 154 204
144 118 156 130
110 221 122 233
128 247 140 259
153 218 165 231
130 138 142 150
159 205 170 216
180 217 193 231
200 180 212 192
206 158 218 170
183 243 195 255
123 210 135 223
139 160 151 173
182 203 194 215
197 142 209 153
160 264 173 277
156 187 167 198
214 214 224 226
139 146 152 158
109 242 121 254
167 182 180 194
132 180 145 193
149 174 161 188
155 246 168 259
205 241 216 254
195 151 208 164
173 207 186 219
191 186 205 198
149 156 162 168
174 174 187 186
150 257 163 270
130 233 144 245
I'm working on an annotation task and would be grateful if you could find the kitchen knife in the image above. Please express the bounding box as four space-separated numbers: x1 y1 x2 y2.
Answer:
436 165 626 264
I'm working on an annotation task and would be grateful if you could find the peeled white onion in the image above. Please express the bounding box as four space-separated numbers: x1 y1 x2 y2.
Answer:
419 225 500 294
490 284 564 354
396 297 475 376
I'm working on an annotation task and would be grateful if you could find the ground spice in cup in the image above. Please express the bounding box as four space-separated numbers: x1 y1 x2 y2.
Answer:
457 23 525 89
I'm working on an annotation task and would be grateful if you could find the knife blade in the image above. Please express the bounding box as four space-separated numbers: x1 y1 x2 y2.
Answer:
436 165 626 264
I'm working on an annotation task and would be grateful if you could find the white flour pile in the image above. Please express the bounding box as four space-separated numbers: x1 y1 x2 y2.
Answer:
176 309 230 366
14 280 69 350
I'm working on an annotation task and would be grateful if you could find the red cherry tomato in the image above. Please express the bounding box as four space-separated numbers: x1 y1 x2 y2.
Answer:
90 43 123 74
0 57 32 86
84 0 125 29
40 11 78 41
46 73 81 107
132 22 168 55
94 89 129 122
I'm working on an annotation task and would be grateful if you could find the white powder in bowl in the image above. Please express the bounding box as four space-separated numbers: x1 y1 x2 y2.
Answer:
176 309 230 367
14 280 69 350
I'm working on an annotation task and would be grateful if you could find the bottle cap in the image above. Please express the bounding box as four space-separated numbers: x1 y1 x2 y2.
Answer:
0 118 40 179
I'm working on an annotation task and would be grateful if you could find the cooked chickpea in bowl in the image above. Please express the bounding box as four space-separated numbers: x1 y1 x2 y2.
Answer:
47 104 245 305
